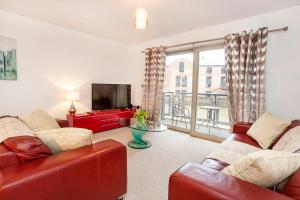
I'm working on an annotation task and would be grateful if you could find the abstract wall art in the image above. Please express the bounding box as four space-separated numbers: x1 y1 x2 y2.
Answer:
0 36 17 80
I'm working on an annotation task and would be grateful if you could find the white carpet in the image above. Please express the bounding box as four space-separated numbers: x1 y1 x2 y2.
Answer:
93 128 219 200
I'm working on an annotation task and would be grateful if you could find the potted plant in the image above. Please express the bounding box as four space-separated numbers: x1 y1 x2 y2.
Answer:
134 109 148 128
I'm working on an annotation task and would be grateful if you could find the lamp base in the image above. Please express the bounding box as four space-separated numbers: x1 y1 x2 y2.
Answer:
69 101 77 115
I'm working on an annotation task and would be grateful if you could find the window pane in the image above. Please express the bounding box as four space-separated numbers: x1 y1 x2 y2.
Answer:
179 61 184 72
182 76 187 87
161 53 193 130
175 76 181 86
196 48 230 139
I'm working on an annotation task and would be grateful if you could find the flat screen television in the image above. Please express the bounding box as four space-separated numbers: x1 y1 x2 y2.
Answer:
92 83 131 110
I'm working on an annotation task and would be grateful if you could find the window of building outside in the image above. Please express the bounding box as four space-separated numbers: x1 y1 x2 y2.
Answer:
221 66 226 75
182 76 187 87
176 75 181 87
206 76 212 88
220 76 227 89
206 66 212 74
179 61 184 72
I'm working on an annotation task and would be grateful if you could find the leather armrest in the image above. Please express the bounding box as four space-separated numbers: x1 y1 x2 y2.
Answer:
0 140 127 200
169 162 292 200
56 119 69 128
232 122 253 134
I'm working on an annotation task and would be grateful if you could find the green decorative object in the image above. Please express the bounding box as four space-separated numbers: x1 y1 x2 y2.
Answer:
128 128 152 149
119 110 167 149
128 109 151 149
134 109 148 128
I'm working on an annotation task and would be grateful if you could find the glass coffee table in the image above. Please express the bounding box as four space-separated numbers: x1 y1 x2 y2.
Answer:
119 118 167 149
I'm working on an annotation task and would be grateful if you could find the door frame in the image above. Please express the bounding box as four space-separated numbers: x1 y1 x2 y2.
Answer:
164 49 194 134
190 44 226 142
163 42 227 143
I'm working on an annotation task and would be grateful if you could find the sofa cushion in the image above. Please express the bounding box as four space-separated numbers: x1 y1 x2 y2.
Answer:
281 168 300 199
272 120 300 148
35 128 93 153
3 136 52 162
222 150 300 188
228 134 261 148
0 144 19 169
272 126 300 153
200 158 229 171
232 122 253 135
0 117 35 143
20 109 60 132
207 140 261 165
247 112 291 149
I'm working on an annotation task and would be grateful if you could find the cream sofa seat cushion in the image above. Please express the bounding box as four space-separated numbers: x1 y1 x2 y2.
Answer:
35 128 92 153
222 150 300 188
0 117 35 143
207 140 261 164
273 126 300 153
247 112 291 149
20 109 60 132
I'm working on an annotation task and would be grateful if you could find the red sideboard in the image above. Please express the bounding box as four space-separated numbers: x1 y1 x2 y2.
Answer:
67 109 135 133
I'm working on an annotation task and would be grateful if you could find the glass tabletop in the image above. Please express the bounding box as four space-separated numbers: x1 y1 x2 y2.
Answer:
119 118 168 132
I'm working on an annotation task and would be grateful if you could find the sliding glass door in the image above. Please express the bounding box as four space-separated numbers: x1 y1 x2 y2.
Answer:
161 52 193 131
160 45 230 141
193 48 230 140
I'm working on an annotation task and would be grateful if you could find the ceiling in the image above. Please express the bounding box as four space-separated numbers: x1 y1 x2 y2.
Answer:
0 0 300 44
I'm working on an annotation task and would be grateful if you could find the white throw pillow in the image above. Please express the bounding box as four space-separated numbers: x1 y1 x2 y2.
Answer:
273 126 300 153
20 109 60 132
247 112 291 149
222 150 300 188
35 128 93 153
0 117 35 143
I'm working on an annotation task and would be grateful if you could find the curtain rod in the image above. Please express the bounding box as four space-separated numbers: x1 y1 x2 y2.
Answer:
141 26 288 53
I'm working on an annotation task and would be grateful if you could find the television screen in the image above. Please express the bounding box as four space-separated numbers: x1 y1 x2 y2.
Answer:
92 84 131 110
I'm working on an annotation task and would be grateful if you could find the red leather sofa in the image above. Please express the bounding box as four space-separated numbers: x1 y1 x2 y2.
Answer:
0 119 127 200
169 120 300 200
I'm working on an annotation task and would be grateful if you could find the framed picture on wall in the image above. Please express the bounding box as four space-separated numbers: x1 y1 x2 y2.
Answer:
0 36 17 80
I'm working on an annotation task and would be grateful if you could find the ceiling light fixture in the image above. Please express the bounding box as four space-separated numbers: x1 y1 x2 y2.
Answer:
134 7 149 29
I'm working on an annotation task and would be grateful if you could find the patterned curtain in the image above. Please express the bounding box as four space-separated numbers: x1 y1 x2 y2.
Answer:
142 46 166 126
225 27 268 125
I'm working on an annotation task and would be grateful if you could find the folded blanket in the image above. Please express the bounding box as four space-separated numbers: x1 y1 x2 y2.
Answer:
207 140 261 164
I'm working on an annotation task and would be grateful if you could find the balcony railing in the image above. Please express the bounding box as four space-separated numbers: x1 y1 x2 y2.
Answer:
161 91 230 129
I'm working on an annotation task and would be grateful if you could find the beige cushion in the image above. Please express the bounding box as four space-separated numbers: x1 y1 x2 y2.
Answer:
207 140 261 164
35 128 92 153
0 117 35 143
222 150 300 188
273 126 300 153
247 112 291 149
20 109 60 132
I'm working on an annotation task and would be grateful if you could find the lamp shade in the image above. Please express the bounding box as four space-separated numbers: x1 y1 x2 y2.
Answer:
134 8 148 29
65 91 79 101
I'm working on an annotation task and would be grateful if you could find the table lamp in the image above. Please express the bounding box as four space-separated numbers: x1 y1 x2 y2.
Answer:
65 91 79 114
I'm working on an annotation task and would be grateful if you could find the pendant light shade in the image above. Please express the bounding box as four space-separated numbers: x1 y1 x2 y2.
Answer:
134 8 149 29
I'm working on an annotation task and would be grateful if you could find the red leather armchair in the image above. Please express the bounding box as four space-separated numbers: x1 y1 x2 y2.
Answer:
0 119 127 200
169 121 300 200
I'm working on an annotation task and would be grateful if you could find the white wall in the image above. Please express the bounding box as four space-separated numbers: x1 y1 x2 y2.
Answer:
1 5 300 120
0 10 132 118
129 6 300 120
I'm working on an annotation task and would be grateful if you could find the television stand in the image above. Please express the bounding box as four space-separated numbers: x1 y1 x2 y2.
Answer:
67 109 135 133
